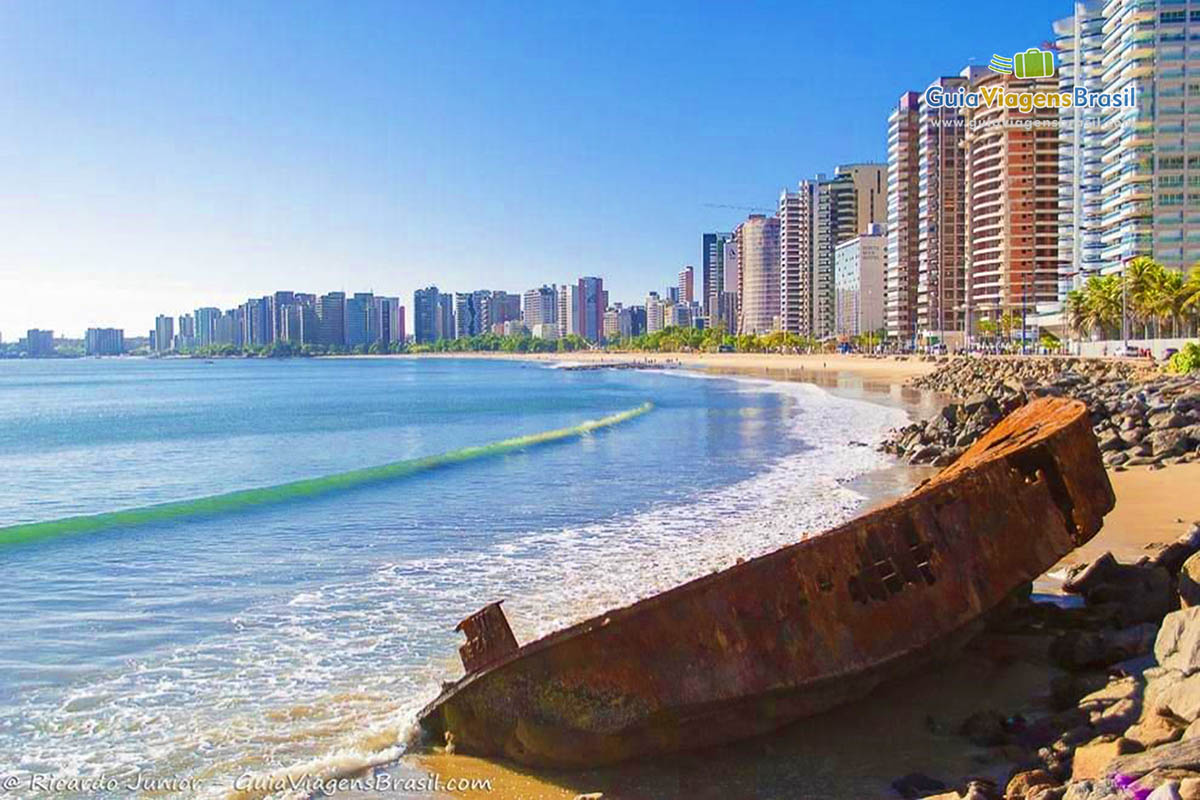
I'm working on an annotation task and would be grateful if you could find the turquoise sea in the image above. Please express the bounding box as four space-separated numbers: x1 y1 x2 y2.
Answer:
0 357 908 798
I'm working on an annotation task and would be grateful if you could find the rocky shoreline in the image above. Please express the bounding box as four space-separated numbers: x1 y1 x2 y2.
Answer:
881 358 1200 472
897 522 1200 800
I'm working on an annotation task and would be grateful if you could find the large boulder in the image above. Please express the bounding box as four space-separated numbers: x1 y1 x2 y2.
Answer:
1151 429 1194 458
1006 769 1056 799
1158 609 1200 676
1146 671 1200 723
1108 738 1200 782
1052 624 1159 670
1126 709 1188 749
1071 737 1142 781
1181 553 1200 608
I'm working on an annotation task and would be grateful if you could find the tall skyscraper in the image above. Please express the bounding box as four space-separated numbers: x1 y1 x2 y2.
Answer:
677 266 694 305
453 292 479 338
813 164 886 338
701 232 732 319
834 224 886 338
645 292 665 333
1047 0 1200 299
194 307 221 348
435 294 454 341
315 292 346 347
779 165 885 338
575 277 606 342
154 315 174 353
241 297 272 347
413 287 442 344
25 329 54 357
85 328 124 356
345 292 372 348
489 291 521 329
886 91 921 344
778 181 815 335
270 291 296 341
523 285 558 327
963 71 1062 329
1054 1 1106 299
734 214 780 334
916 69 985 346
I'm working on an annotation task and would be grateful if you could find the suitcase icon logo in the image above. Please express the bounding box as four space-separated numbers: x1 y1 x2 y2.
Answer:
1013 48 1054 78
988 48 1054 79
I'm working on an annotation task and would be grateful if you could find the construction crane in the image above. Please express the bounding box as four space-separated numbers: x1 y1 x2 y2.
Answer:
702 202 773 213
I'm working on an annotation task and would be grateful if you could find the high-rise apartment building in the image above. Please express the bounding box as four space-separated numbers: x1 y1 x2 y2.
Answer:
812 164 887 338
85 328 124 356
346 293 372 348
454 293 476 338
1053 0 1200 285
1055 1 1106 299
194 307 221 348
834 224 886 338
886 91 921 344
701 232 732 319
241 297 272 347
645 292 665 333
778 181 815 335
779 165 885 338
489 291 521 329
368 296 404 345
677 266 694 305
25 329 54 357
270 291 295 342
915 69 985 346
154 315 174 353
413 287 439 344
963 72 1062 327
523 285 558 327
575 277 606 342
315 292 346 347
734 214 781 334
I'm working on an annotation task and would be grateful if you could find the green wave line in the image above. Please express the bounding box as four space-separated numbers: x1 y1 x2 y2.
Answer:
0 402 653 548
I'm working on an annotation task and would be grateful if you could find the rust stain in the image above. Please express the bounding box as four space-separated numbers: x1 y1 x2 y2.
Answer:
419 397 1115 768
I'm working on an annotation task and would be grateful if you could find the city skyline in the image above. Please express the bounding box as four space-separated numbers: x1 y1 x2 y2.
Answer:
0 1 1062 336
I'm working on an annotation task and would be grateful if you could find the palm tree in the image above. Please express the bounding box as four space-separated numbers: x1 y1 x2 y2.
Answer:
1124 256 1163 338
1066 289 1090 339
1182 264 1200 336
1084 275 1124 339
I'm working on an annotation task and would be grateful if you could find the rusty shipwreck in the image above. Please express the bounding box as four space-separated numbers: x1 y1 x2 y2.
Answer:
417 397 1115 767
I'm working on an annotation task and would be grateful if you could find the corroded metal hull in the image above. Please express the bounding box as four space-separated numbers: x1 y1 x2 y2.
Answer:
417 397 1115 767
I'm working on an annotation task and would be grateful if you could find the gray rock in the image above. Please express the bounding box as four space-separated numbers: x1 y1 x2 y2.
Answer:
1152 430 1195 457
1158 609 1200 676
1153 672 1200 722
1152 412 1190 430
1183 554 1200 609
1109 738 1200 781
1099 431 1129 452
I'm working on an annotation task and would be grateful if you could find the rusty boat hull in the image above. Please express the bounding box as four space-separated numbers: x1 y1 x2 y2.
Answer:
417 397 1115 768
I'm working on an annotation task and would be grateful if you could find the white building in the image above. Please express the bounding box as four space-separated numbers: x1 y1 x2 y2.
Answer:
834 224 886 338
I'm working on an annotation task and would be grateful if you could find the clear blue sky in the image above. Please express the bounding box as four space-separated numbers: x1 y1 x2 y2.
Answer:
1 0 1065 337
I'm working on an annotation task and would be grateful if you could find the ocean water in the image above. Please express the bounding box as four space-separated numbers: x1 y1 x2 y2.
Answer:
0 357 908 798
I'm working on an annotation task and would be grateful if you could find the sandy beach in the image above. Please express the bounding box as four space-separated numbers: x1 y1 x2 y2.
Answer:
380 354 1200 800
415 350 939 384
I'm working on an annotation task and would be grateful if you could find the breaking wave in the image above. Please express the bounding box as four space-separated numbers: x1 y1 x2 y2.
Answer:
0 402 654 548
